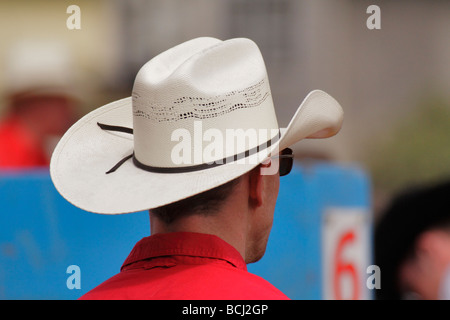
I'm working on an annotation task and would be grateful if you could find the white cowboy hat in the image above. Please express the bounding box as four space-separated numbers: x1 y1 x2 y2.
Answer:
50 37 343 215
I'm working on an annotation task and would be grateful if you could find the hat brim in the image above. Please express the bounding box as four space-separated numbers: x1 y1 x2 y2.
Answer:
50 90 343 214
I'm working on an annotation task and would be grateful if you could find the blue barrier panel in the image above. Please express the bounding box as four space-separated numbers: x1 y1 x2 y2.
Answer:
0 163 371 299
0 169 149 299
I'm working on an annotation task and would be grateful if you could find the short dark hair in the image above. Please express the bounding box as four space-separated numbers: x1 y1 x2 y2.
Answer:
150 176 242 224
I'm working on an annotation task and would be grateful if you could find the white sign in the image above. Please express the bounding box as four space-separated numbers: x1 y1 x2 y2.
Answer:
322 207 371 300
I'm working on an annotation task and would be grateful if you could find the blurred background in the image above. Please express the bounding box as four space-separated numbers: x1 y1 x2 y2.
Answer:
0 0 449 299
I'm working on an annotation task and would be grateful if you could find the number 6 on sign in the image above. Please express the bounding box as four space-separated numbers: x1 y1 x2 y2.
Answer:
333 230 359 300
322 208 371 300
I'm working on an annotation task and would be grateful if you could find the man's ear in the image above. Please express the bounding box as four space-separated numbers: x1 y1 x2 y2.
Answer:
248 166 263 207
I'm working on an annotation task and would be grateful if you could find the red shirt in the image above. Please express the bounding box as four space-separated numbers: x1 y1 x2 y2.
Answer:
80 232 289 300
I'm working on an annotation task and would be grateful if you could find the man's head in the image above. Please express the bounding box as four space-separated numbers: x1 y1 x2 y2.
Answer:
50 37 343 225
150 159 282 263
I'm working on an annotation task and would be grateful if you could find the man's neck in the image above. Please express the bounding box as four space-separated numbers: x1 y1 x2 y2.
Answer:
149 202 250 262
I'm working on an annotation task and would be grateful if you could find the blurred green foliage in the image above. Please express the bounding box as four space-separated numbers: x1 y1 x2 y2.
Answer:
367 95 450 195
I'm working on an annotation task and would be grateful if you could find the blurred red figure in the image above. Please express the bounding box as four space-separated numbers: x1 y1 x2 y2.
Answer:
0 93 75 168
0 41 77 169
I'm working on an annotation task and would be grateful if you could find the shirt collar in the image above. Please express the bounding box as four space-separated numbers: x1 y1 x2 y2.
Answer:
121 232 247 271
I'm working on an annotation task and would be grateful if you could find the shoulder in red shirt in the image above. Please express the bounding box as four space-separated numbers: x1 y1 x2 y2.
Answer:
80 232 289 300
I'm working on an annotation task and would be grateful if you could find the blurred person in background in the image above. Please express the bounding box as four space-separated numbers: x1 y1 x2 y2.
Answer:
0 41 77 169
375 179 450 299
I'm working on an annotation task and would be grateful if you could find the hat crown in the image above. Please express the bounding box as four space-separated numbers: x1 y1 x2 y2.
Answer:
131 38 279 168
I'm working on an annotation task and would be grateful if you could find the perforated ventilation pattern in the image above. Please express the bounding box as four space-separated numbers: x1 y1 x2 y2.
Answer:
132 79 270 123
